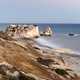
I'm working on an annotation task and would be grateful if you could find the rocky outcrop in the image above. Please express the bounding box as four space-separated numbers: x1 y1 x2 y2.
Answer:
68 33 75 36
40 26 53 36
5 24 40 39
37 57 54 67
0 62 36 80
6 24 53 39
0 31 14 41
0 32 62 80
0 32 79 80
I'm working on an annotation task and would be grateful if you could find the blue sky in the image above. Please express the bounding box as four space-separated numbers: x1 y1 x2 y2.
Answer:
0 0 80 23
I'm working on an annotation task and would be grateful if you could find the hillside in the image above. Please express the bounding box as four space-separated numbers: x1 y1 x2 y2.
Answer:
0 32 79 80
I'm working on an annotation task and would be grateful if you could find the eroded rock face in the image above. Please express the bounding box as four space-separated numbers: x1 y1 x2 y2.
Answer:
37 57 54 67
0 31 14 41
6 24 40 39
40 26 53 36
0 63 36 80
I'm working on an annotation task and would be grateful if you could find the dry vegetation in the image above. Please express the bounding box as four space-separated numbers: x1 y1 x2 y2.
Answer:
0 32 79 80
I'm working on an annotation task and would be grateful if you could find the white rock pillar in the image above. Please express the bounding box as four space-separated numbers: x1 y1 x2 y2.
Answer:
35 26 40 37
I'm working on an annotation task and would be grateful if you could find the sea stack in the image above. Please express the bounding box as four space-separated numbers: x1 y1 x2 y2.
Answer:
68 33 74 36
40 26 53 36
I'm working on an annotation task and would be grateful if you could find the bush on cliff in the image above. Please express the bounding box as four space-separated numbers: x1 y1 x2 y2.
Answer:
55 68 68 76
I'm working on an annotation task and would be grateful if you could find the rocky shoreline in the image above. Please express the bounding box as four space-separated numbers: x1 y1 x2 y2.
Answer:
0 31 79 80
5 24 52 39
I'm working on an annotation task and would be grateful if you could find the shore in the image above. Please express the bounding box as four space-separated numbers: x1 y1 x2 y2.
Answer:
36 33 80 54
15 37 80 74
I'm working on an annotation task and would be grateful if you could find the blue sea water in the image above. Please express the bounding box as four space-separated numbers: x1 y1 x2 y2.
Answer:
37 24 80 54
0 23 80 33
0 23 80 54
38 24 80 33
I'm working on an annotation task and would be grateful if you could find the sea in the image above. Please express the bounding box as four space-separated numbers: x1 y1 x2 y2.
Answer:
0 23 80 54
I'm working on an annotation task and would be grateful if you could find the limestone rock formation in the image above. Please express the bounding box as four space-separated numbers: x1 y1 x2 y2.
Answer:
40 26 53 36
6 24 40 39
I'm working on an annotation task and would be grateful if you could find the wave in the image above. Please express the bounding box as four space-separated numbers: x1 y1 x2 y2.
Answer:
35 37 60 49
36 34 80 55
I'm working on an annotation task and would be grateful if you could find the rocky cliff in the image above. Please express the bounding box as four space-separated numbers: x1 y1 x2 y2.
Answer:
0 32 79 80
6 24 40 39
40 26 53 36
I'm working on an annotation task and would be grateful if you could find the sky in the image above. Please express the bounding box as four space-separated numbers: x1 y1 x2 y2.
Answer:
0 0 80 23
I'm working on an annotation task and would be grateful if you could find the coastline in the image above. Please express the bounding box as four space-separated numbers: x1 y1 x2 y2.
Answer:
0 23 80 54
0 31 79 80
38 33 80 54
0 24 79 79
35 35 79 54
17 37 80 75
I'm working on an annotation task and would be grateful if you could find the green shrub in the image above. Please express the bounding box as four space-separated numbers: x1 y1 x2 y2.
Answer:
55 68 68 76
